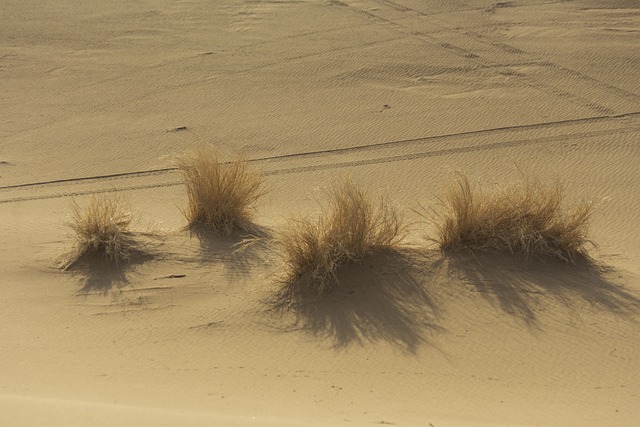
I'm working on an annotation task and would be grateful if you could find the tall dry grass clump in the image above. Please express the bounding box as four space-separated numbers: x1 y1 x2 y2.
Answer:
432 173 593 263
67 194 135 266
175 145 265 234
277 180 404 301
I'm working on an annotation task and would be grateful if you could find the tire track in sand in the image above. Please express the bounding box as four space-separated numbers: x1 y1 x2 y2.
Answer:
1 112 638 204
331 0 638 115
372 0 640 106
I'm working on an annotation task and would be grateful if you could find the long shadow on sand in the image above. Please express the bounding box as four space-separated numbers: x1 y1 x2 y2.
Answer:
444 252 640 327
275 249 443 352
188 223 272 282
65 249 154 295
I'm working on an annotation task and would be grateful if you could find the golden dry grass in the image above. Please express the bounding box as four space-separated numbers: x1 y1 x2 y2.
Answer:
66 194 135 266
175 145 265 234
276 180 404 301
430 173 593 263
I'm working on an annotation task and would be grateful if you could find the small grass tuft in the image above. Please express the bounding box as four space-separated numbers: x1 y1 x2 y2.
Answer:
66 194 136 266
175 145 265 235
276 180 404 302
430 173 593 263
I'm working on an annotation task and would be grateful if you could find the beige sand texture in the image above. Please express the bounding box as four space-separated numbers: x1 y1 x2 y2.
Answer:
2 0 640 425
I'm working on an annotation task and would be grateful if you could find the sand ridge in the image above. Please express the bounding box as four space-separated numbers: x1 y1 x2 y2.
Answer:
2 0 640 425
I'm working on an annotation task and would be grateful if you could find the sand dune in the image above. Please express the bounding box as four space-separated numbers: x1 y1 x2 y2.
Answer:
2 0 640 425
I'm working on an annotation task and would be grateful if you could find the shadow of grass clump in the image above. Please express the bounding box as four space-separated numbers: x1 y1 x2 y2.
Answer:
269 181 443 351
63 250 154 295
444 252 640 327
420 172 640 327
271 249 443 352
187 223 272 282
63 194 158 294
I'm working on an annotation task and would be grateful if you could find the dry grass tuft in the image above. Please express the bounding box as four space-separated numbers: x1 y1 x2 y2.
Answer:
176 145 265 234
66 194 136 266
276 180 404 302
430 173 593 263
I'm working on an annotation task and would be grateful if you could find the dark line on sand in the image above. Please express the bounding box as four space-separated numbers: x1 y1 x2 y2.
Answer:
0 111 638 193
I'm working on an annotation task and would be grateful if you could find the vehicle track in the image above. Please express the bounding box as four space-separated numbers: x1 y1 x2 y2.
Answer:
2 111 637 193
2 113 638 204
334 0 639 114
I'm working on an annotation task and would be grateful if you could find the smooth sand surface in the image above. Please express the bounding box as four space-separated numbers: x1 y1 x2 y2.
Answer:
2 0 640 425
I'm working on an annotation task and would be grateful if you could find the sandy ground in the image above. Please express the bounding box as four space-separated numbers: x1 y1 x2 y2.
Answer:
1 0 640 425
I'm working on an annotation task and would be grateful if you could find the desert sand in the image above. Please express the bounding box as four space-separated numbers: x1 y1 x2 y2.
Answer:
1 0 640 425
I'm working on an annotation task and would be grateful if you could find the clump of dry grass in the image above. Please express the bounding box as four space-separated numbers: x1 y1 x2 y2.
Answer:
66 194 136 266
175 145 265 234
276 180 404 301
431 173 593 263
